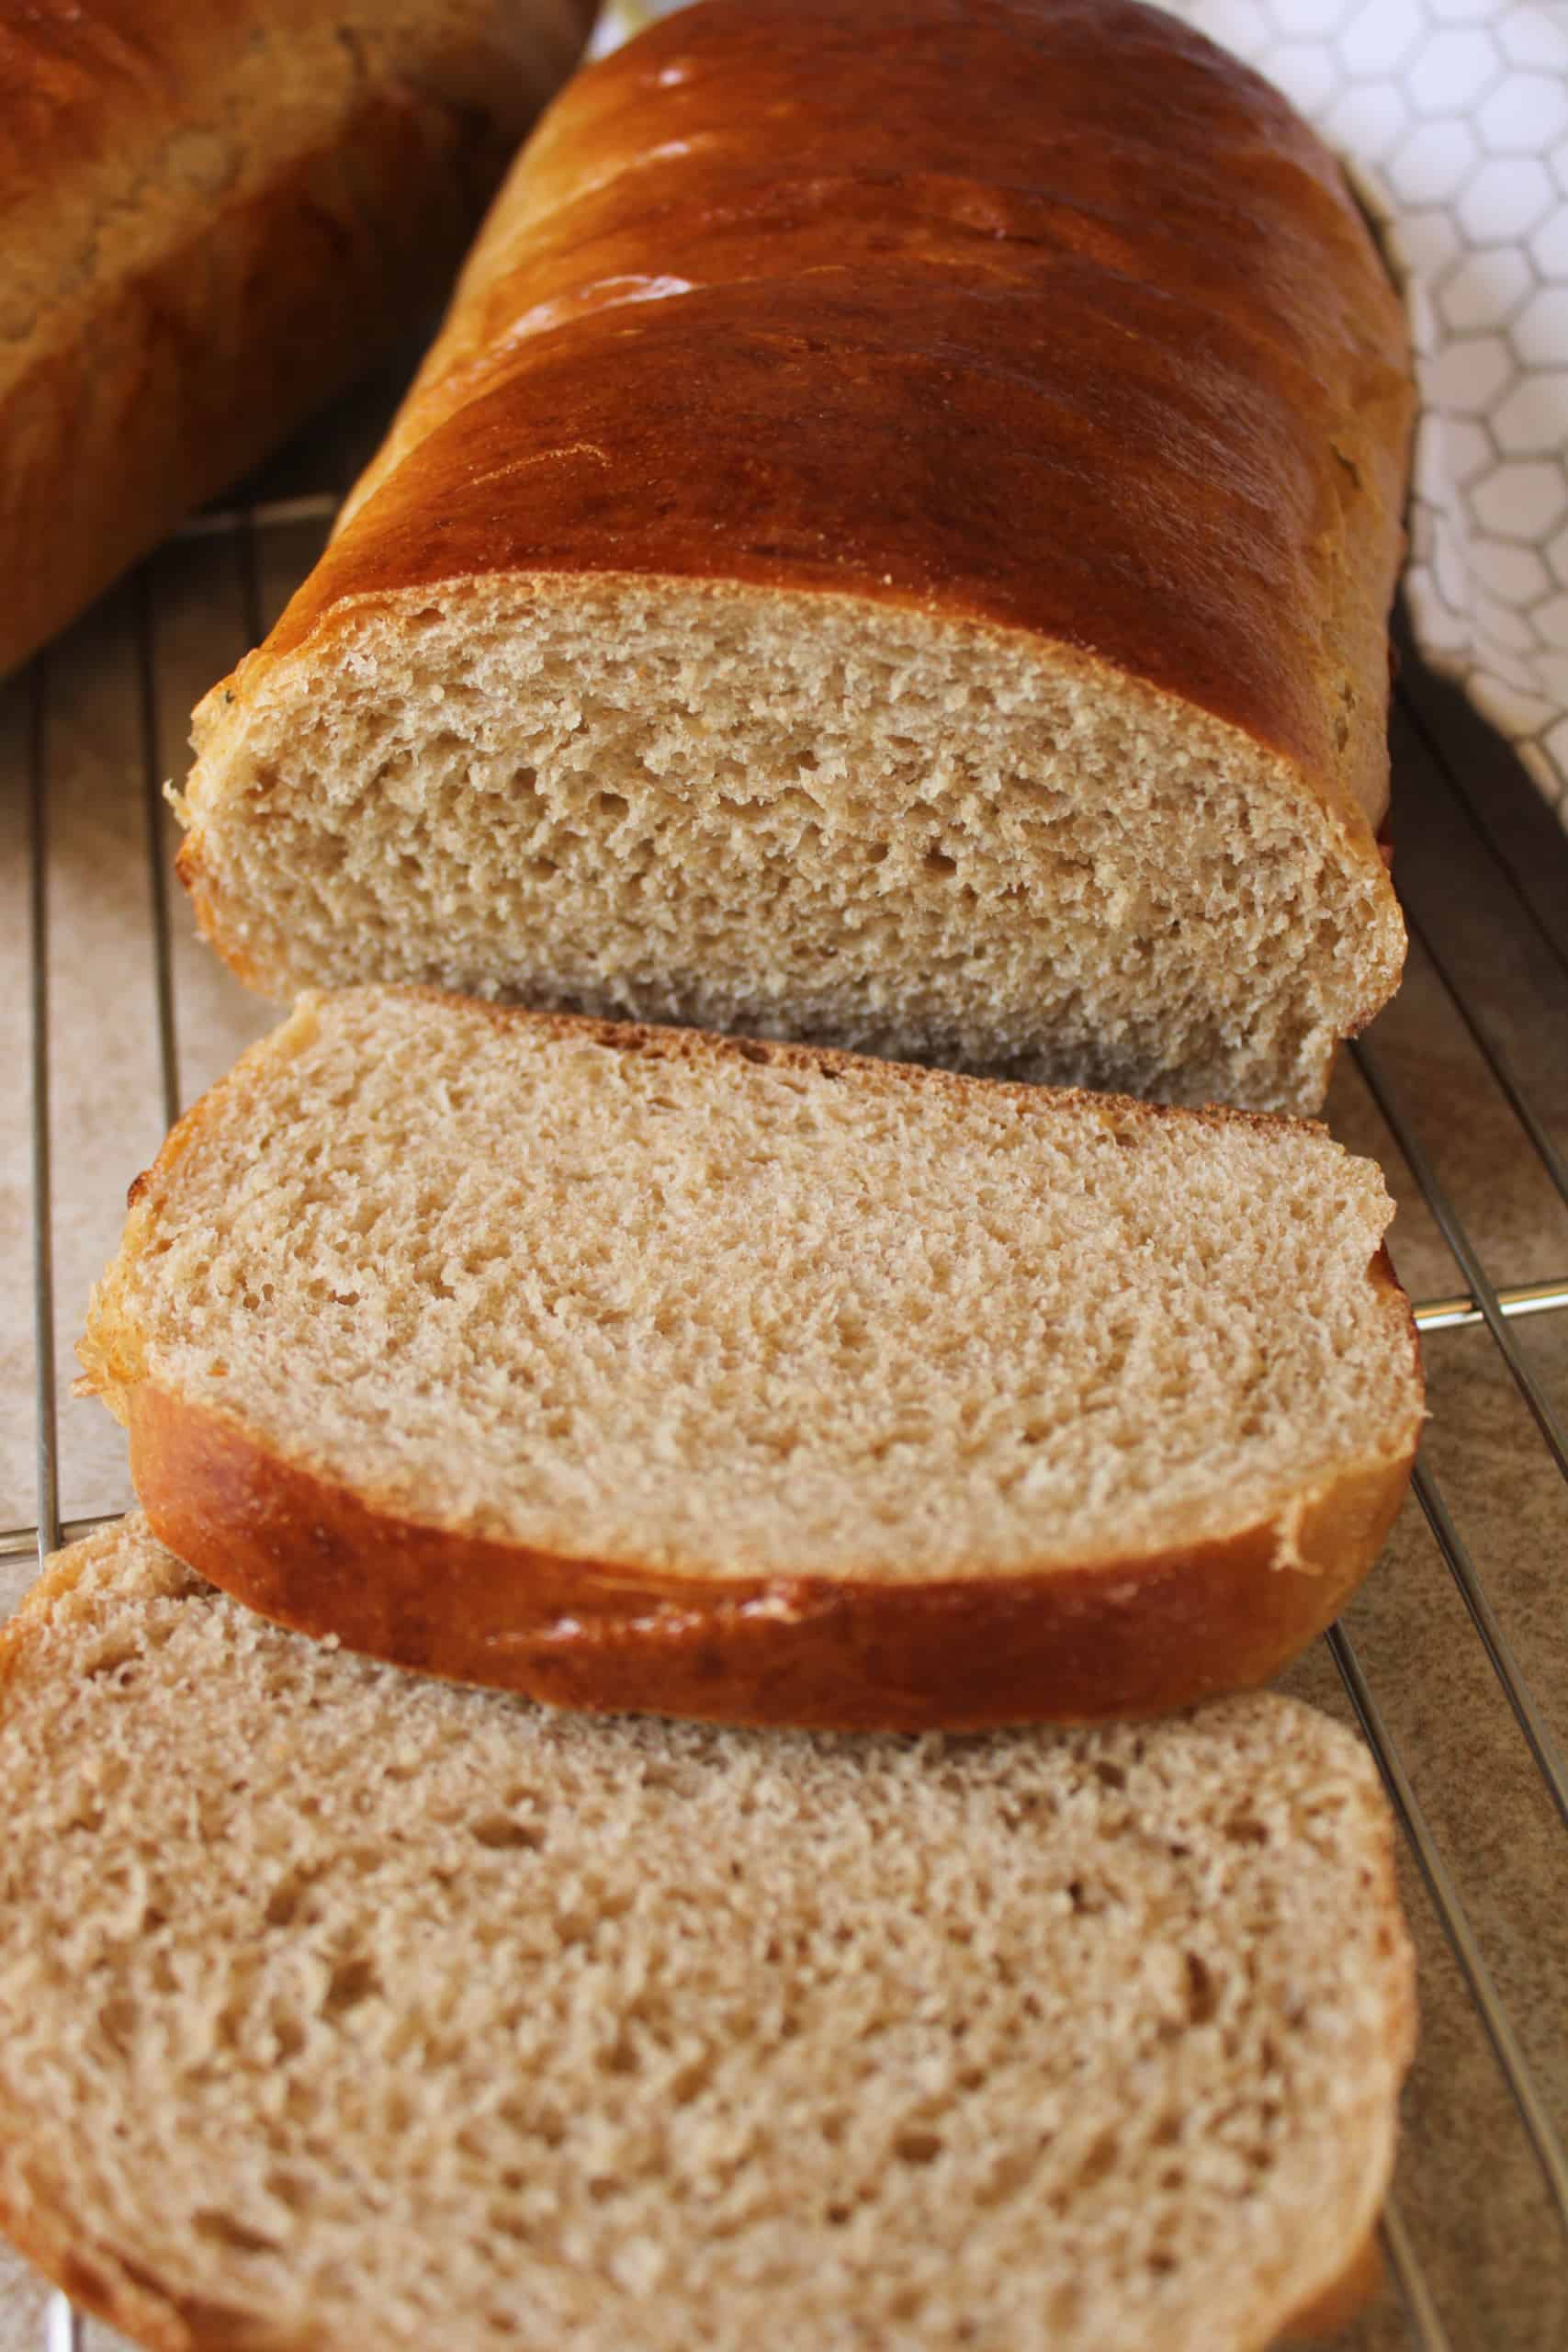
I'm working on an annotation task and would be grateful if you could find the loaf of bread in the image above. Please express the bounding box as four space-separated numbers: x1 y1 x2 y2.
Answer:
79 987 1424 1727
0 1515 1415 2352
0 0 594 678
176 0 1413 1114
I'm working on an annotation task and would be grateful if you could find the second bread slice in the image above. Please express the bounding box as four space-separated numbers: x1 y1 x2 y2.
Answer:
80 986 1422 1727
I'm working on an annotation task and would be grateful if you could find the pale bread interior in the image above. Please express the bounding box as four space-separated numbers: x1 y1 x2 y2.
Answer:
82 987 1421 1585
181 581 1404 1114
0 1517 1413 2352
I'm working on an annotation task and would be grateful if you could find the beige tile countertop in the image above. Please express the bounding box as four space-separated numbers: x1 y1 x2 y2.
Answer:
2 397 1565 2351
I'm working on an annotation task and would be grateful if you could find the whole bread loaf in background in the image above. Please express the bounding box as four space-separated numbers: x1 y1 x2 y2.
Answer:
0 0 594 678
179 0 1413 1114
79 988 1424 1728
0 1517 1415 2352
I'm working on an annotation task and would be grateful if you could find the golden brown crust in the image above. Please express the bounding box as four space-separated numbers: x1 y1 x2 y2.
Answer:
0 0 594 677
1280 2226 1385 2340
0 2172 318 2352
121 1365 1417 1733
228 0 1411 855
0 2194 196 2352
0 2100 1396 2352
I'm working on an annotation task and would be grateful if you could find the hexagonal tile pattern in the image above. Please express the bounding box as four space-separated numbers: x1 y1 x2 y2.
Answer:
1478 71 1568 153
1341 0 1427 75
1474 587 1541 650
1391 204 1465 277
1156 2 1568 823
1431 332 1516 412
1408 27 1502 110
604 1 1568 826
1437 248 1534 331
1322 77 1416 161
1392 117 1483 201
1493 374 1562 453
1439 415 1501 486
1529 207 1568 276
1472 672 1560 734
1471 458 1568 537
1470 539 1553 602
1500 8 1566 69
1512 282 1568 365
1457 154 1557 240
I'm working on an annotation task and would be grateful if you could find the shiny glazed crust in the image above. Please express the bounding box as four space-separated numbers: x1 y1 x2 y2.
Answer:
118 1320 1419 1734
191 0 1413 865
1281 2232 1386 2342
0 0 593 677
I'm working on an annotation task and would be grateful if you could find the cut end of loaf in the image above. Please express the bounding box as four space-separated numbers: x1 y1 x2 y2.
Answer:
181 579 1404 1114
0 1516 1416 2352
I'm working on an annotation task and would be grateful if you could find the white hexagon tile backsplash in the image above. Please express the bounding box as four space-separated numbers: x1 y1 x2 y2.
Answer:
1173 0 1568 820
604 0 1568 826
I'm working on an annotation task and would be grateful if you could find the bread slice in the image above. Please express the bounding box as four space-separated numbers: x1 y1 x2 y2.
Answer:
80 987 1423 1728
0 1516 1415 2352
173 0 1412 1116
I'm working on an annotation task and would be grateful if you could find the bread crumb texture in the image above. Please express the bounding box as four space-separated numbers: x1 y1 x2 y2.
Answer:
185 584 1402 1113
0 1519 1414 2352
85 989 1420 1583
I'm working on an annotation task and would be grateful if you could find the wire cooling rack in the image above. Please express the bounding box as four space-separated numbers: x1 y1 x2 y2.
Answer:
3 388 1567 2349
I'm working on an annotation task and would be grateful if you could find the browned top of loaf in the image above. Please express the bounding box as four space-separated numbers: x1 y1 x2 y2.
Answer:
254 0 1412 838
0 0 592 350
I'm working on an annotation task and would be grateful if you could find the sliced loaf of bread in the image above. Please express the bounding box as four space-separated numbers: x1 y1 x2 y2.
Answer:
174 0 1412 1115
0 1516 1415 2352
80 987 1424 1728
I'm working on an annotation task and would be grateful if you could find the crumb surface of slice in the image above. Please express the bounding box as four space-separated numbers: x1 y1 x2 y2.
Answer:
181 582 1404 1114
84 988 1420 1584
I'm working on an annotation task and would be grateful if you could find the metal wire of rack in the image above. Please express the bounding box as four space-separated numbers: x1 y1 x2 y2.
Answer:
4 415 1567 2349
